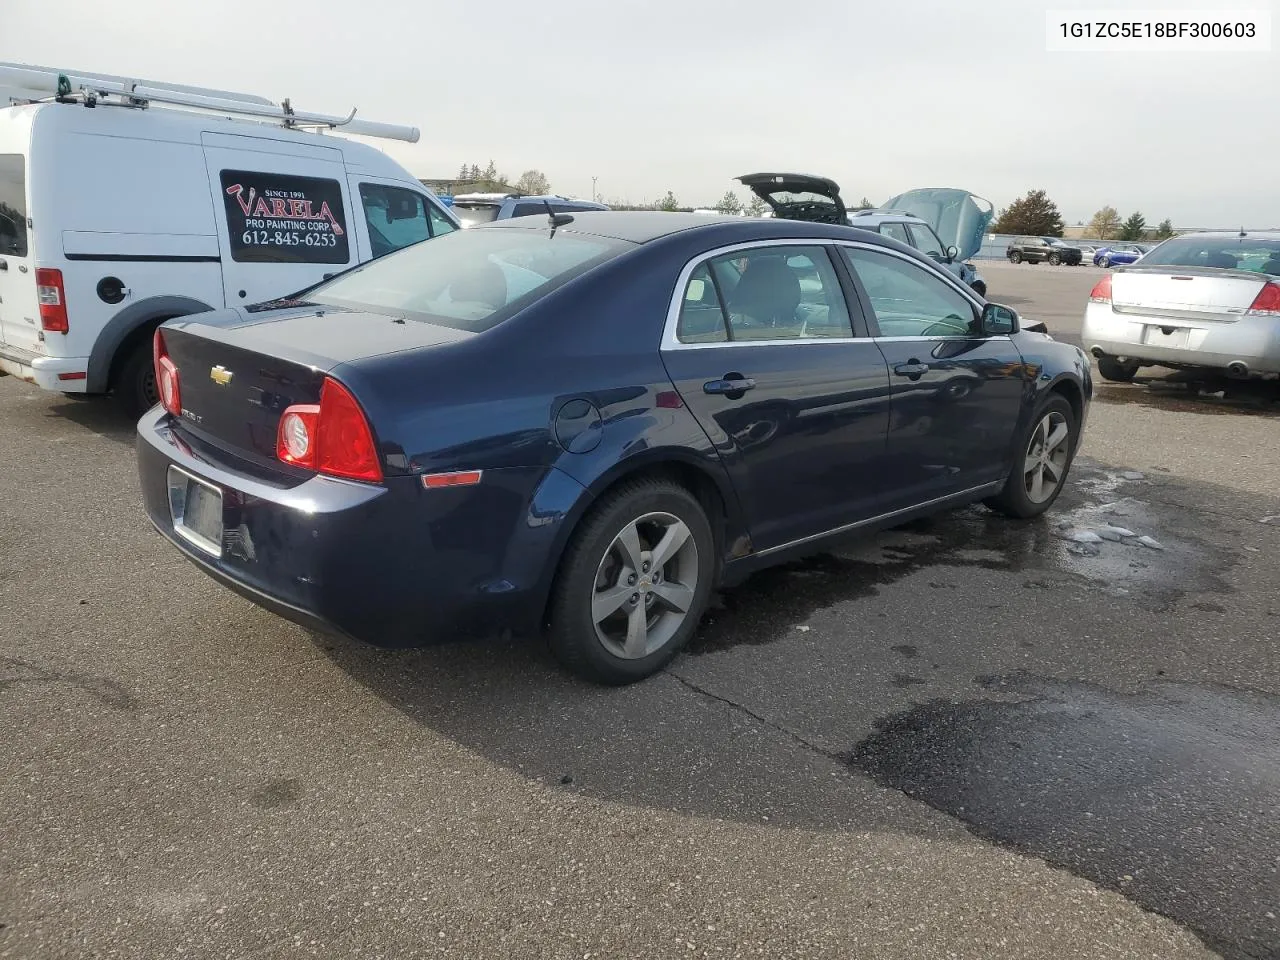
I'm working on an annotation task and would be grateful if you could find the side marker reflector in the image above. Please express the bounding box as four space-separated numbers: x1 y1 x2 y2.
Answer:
422 470 483 489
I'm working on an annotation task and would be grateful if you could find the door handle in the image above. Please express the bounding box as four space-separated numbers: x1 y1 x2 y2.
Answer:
704 376 756 395
894 361 929 377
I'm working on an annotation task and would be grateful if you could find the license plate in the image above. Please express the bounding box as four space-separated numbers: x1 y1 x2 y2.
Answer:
167 466 224 557
1143 325 1189 348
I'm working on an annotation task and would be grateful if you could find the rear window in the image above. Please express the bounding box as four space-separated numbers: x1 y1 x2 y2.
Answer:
307 227 628 332
0 154 28 258
1138 237 1280 273
453 203 503 228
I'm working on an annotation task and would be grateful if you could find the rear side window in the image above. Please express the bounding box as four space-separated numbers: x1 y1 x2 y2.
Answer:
0 154 28 258
308 228 627 332
907 223 944 258
677 246 852 342
220 170 350 264
881 222 911 246
358 184 437 259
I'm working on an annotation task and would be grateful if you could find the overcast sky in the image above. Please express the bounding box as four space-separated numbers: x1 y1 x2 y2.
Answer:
4 0 1276 226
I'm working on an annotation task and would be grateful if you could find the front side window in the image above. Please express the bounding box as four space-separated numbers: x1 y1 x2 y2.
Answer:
842 247 978 338
0 154 28 258
907 223 944 259
427 203 457 237
358 184 433 259
219 169 350 264
308 228 626 332
676 246 852 342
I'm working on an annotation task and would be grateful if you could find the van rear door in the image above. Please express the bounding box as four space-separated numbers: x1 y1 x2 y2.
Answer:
0 152 39 362
202 134 357 307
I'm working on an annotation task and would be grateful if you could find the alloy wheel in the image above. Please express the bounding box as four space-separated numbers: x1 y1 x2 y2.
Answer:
1023 410 1071 503
590 512 700 659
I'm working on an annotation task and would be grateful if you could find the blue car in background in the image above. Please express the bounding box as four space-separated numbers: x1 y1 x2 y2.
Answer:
1094 243 1149 267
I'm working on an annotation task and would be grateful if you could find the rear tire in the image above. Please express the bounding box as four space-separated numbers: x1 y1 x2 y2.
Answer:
1009 251 1023 264
984 394 1078 519
546 477 715 685
1097 357 1139 382
113 338 158 419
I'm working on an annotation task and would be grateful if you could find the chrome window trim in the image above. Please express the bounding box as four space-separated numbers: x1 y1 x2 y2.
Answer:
661 239 872 350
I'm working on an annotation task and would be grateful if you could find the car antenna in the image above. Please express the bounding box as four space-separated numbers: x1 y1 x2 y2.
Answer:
544 199 573 234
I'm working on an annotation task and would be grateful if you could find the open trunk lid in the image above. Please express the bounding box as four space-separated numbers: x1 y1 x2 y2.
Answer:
160 304 471 469
879 188 994 261
737 172 847 225
1110 267 1272 322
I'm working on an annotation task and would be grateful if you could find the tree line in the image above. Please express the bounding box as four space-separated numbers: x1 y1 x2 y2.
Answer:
991 189 1175 242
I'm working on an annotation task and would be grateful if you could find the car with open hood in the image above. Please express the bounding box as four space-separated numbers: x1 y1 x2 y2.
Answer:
738 175 992 297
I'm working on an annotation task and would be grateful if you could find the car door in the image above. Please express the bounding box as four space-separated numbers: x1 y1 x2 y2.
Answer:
838 242 1028 510
660 242 892 551
350 179 456 262
202 136 358 307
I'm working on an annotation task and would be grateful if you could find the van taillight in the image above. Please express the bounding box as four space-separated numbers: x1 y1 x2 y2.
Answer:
152 328 181 416
35 268 69 333
1247 282 1280 316
1089 274 1112 304
276 378 382 483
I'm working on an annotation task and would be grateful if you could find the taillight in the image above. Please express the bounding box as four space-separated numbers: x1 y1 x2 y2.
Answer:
152 328 181 416
276 377 382 482
35 268 69 333
1247 282 1280 316
1089 274 1113 303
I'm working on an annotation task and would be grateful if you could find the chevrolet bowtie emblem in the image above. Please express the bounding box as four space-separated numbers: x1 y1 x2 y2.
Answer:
210 365 234 386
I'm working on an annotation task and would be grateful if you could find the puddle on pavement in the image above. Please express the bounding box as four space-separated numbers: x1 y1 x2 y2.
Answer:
1095 377 1280 418
689 461 1233 654
849 673 1280 960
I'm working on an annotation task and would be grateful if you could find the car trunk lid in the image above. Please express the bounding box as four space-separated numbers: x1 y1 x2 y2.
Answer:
737 172 847 224
160 304 472 470
1110 267 1271 322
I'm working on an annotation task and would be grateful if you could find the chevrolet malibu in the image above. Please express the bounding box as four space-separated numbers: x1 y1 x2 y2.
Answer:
137 211 1092 684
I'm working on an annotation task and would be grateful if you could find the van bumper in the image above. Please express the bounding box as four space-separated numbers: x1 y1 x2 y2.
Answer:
32 355 92 392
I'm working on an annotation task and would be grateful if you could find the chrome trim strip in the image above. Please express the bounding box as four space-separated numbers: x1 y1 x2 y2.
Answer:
753 481 1003 559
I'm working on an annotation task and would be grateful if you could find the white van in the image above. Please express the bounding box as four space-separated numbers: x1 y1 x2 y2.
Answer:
0 64 458 413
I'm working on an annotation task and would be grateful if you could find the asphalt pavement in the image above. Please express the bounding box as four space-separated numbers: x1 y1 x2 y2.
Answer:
2 261 1278 959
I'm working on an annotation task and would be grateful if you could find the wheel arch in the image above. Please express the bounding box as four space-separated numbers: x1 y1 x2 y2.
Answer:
87 295 217 393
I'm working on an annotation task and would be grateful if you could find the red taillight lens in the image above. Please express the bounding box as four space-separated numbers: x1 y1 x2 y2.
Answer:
276 377 381 482
1089 274 1113 303
35 268 69 333
152 328 181 416
1247 281 1280 316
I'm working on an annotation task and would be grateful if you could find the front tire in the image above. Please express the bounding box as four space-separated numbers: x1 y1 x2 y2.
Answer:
547 477 715 685
1048 253 1062 265
1097 357 1139 382
971 280 987 298
985 395 1078 519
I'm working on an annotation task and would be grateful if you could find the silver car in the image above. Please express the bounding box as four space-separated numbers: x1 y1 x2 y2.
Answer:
1082 231 1280 381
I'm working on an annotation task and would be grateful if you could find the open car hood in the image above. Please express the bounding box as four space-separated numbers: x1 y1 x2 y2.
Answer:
737 172 848 225
879 188 994 261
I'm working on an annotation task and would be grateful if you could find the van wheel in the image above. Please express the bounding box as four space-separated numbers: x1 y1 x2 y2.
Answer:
546 478 715 685
114 340 159 418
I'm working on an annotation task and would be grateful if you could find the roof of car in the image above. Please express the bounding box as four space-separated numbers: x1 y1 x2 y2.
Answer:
478 210 870 245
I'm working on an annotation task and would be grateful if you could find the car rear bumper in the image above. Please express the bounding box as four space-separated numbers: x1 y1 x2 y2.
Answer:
135 408 575 646
1082 302 1280 373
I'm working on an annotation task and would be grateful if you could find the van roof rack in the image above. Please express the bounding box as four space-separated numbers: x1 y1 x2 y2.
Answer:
0 61 420 143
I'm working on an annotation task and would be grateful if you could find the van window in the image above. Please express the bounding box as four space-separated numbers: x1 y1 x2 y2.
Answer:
219 169 350 264
0 155 28 258
359 184 441 259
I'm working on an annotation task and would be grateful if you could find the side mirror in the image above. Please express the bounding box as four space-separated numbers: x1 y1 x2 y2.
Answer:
981 302 1018 335
946 244 959 260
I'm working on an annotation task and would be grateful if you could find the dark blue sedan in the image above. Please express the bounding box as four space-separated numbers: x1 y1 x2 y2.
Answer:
137 212 1092 684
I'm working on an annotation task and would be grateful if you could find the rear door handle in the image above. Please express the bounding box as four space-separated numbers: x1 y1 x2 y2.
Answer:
894 362 929 377
704 377 756 395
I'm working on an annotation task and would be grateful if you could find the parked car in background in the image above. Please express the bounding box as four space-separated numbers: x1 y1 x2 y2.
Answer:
736 174 992 296
137 210 1090 685
1005 237 1083 265
0 61 457 415
451 193 608 228
1075 243 1102 262
1083 231 1280 381
1095 243 1149 267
